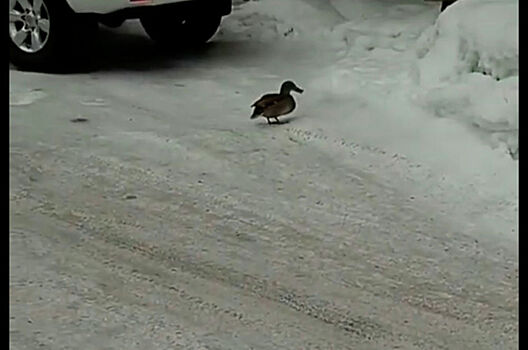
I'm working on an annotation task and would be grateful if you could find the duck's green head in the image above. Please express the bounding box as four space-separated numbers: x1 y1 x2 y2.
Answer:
280 80 304 95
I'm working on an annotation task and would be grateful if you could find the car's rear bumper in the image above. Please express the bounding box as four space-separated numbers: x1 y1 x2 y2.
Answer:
66 0 231 16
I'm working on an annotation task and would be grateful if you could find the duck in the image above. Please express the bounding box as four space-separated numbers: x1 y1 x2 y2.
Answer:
250 80 303 124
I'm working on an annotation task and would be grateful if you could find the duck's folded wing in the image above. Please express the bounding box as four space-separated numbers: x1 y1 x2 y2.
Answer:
262 97 294 117
251 93 280 108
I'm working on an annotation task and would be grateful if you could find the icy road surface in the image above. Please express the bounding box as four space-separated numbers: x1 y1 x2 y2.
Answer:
10 7 517 350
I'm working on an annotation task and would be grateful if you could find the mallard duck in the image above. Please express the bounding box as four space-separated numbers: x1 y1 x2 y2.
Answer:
250 81 303 124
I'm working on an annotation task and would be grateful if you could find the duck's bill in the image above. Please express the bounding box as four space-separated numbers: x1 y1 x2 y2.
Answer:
295 87 304 93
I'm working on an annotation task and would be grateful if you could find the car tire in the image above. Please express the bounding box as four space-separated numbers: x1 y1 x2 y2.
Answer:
441 0 457 11
9 0 97 72
140 12 222 49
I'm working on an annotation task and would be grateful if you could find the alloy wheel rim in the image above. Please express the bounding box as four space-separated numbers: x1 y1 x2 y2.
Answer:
9 0 50 53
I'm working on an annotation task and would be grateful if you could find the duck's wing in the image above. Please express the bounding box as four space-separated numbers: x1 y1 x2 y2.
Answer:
261 96 295 117
251 93 280 108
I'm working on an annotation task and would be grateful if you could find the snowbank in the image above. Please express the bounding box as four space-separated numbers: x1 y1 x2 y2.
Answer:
416 0 518 83
225 0 438 53
413 0 518 158
221 0 345 41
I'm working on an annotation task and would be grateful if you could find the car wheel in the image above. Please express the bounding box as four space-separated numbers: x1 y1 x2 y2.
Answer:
441 0 457 11
9 0 96 72
140 12 222 49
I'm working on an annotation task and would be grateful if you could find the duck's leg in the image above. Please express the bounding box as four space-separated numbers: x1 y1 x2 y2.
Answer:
274 117 281 124
267 118 272 125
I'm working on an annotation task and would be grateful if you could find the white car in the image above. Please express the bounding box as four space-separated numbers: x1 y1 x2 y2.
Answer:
9 0 232 71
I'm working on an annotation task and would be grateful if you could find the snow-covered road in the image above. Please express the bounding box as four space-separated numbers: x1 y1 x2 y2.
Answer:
10 1 517 349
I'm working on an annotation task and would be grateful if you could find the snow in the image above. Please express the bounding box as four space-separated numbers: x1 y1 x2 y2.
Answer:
222 0 518 238
10 0 518 348
415 0 518 83
9 88 47 106
9 0 517 245
413 0 518 159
